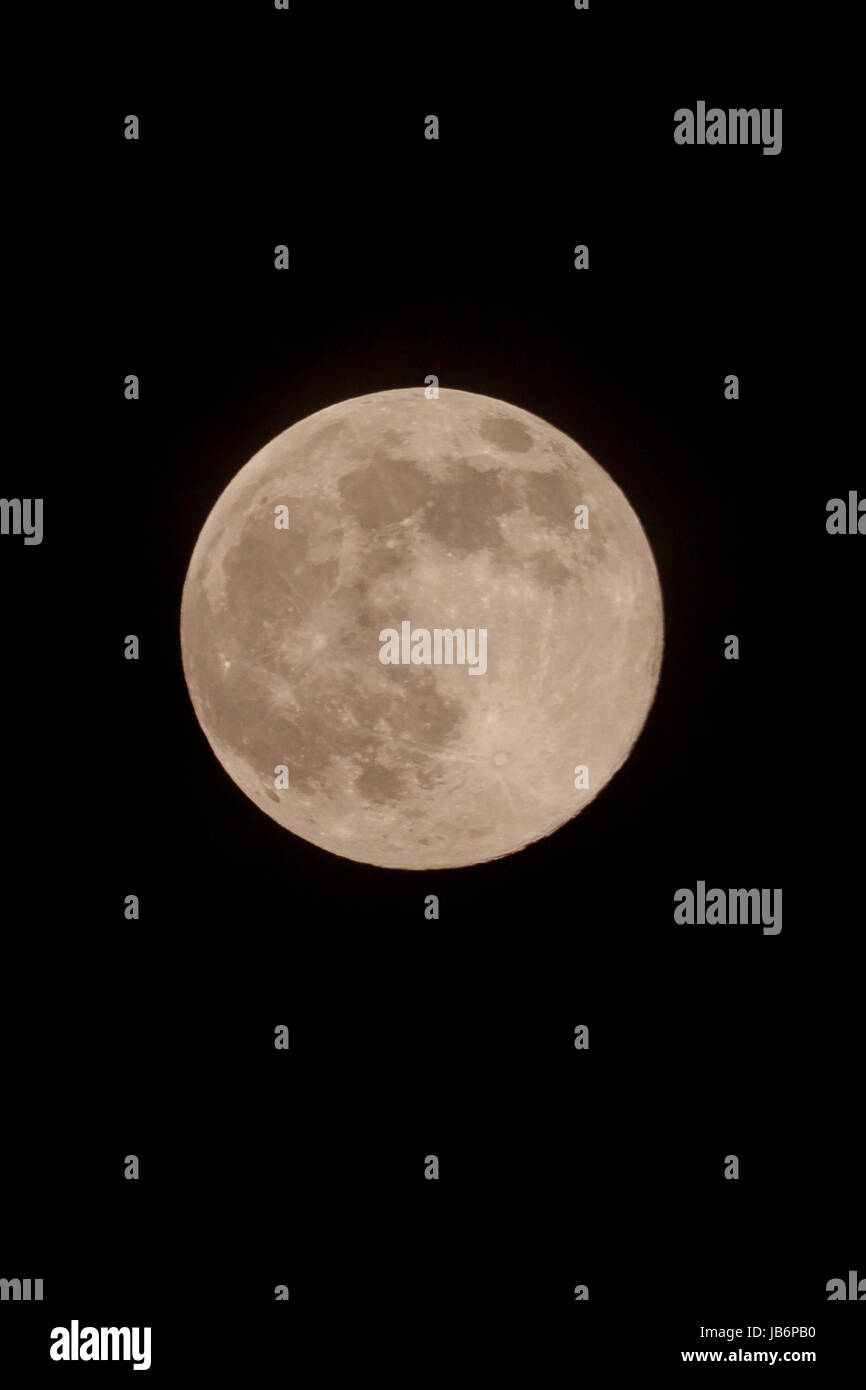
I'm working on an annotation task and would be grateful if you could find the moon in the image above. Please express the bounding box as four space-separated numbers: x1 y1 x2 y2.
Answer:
180 387 663 869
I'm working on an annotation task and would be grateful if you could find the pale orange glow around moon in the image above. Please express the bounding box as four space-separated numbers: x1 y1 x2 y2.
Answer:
180 387 664 868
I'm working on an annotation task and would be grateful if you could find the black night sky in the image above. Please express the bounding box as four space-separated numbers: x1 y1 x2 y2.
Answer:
1 1 862 1379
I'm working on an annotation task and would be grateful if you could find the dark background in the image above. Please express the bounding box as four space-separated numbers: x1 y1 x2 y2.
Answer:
2 0 862 1378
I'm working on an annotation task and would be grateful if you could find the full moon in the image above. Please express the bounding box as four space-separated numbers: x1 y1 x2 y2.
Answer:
180 387 664 869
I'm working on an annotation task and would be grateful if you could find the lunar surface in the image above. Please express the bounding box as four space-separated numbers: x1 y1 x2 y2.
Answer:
180 388 664 868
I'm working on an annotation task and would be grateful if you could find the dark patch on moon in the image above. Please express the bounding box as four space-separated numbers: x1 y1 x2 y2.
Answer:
524 468 574 526
338 455 428 527
529 551 571 589
355 760 407 803
480 414 533 452
284 662 465 797
224 521 340 625
421 462 514 555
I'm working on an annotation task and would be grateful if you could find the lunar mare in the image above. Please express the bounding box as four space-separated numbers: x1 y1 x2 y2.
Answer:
180 387 664 869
